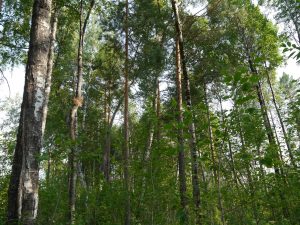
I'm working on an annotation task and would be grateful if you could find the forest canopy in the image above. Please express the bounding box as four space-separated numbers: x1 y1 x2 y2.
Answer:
0 0 300 224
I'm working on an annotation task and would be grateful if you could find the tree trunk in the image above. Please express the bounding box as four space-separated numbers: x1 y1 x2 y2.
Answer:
68 1 94 223
248 59 281 171
175 38 189 225
246 164 260 225
7 0 52 224
248 58 290 219
45 6 58 186
171 1 201 223
204 84 217 181
155 79 161 143
265 68 295 167
104 81 112 182
236 108 260 224
124 0 131 224
269 109 285 163
228 137 238 186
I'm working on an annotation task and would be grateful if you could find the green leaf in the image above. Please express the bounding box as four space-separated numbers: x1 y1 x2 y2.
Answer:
288 51 295 58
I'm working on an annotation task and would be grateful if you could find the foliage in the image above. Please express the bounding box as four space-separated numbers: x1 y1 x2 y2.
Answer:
1 0 300 224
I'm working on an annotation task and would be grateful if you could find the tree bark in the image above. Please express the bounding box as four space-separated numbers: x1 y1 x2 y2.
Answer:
124 0 131 224
269 109 285 164
171 1 201 223
7 0 52 224
68 1 94 224
145 104 155 162
104 81 112 182
248 59 280 170
155 79 161 142
45 4 58 187
248 58 290 219
175 38 189 225
265 67 295 167
204 84 217 181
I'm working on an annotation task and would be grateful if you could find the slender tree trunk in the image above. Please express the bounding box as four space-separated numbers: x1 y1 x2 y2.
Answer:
217 155 225 225
228 137 238 186
204 84 217 181
236 110 260 224
68 1 94 223
265 68 295 167
138 83 160 219
104 81 112 182
171 1 201 223
248 58 290 219
175 38 189 225
248 59 281 171
7 0 52 224
124 0 131 224
45 7 58 186
295 116 300 147
155 79 161 142
269 109 285 163
68 1 84 222
246 164 260 225
204 84 225 223
145 96 156 161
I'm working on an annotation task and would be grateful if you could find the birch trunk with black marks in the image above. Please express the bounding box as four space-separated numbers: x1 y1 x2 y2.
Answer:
171 1 201 223
7 0 52 224
68 0 94 223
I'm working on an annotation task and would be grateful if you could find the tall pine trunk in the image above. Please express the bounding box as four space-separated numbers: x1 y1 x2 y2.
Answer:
7 0 52 224
171 1 201 223
175 38 189 225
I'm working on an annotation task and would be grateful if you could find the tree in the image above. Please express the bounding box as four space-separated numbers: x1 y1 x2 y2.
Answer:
1 0 300 224
68 0 95 224
7 0 52 224
171 0 202 223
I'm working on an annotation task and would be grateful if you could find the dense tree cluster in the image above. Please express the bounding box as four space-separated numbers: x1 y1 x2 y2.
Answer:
0 0 300 224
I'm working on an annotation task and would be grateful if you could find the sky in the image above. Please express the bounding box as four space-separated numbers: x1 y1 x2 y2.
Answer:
0 66 25 100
